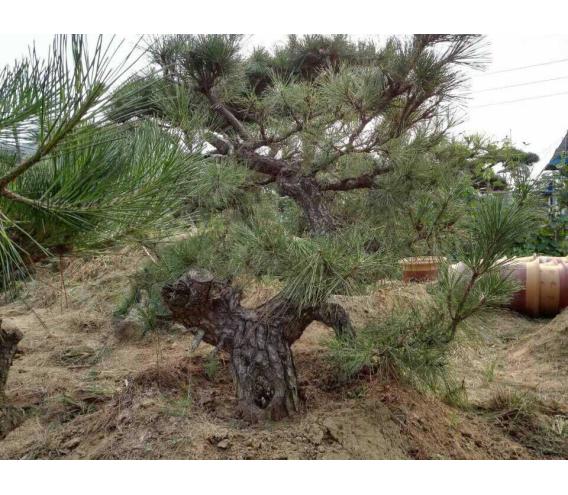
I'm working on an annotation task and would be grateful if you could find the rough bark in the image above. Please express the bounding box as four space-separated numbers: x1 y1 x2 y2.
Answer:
277 176 337 234
0 319 24 440
162 269 353 422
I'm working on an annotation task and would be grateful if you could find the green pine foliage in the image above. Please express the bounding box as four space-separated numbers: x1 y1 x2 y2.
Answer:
0 35 206 290
1 123 194 250
328 194 540 392
112 35 543 361
187 158 252 212
2 35 548 403
327 300 450 391
118 199 398 326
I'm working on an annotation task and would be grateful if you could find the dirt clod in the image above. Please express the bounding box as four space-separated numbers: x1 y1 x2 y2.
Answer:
217 439 231 450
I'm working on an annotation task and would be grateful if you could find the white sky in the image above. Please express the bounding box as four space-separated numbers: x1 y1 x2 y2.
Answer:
1 34 567 174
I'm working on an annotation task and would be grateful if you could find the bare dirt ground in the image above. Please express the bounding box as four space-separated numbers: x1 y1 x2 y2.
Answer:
1 248 566 459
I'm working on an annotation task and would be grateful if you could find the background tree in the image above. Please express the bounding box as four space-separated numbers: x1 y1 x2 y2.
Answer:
513 169 568 255
434 134 539 192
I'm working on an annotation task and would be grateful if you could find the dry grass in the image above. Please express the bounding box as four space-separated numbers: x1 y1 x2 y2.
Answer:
1 248 567 459
51 346 108 368
482 387 568 458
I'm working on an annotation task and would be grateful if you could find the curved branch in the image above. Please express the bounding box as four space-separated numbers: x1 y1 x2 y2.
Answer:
236 147 296 177
319 166 391 191
206 90 251 141
162 269 354 349
312 302 355 340
162 269 355 421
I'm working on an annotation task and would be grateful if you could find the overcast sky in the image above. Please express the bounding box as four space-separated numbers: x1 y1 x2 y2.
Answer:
1 34 567 174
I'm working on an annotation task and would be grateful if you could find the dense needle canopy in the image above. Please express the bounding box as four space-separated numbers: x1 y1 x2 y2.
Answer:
104 35 506 316
112 35 489 236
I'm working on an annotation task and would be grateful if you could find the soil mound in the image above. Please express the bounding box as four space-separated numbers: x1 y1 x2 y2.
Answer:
0 250 562 459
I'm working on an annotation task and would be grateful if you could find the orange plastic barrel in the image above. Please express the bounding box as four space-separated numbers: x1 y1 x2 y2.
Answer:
496 256 568 317
400 257 445 283
503 255 540 317
450 255 568 317
537 257 568 317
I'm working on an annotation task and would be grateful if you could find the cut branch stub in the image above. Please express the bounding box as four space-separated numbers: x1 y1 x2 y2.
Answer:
162 268 354 421
0 319 25 440
0 319 23 398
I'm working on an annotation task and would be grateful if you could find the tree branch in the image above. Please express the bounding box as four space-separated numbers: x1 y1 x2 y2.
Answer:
0 86 101 190
0 188 48 209
319 165 391 191
236 147 296 177
205 90 251 141
248 121 304 150
205 132 231 155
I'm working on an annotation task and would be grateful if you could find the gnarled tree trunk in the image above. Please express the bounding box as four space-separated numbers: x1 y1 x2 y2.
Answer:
0 319 24 440
278 176 337 234
162 269 353 422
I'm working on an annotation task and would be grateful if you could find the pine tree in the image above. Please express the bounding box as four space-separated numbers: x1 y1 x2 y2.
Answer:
116 34 487 233
113 34 496 421
434 134 539 192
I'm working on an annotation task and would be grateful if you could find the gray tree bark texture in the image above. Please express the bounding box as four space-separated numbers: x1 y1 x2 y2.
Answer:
277 176 337 234
162 269 353 422
0 319 24 440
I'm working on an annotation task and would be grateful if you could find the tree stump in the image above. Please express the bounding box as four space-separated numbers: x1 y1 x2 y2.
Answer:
0 319 24 440
162 268 353 422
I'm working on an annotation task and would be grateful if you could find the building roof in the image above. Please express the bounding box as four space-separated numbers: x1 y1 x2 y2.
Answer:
545 130 568 170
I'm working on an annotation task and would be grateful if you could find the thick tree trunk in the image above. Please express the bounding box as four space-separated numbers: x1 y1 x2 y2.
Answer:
0 319 24 440
162 269 353 422
230 315 300 421
278 176 337 234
